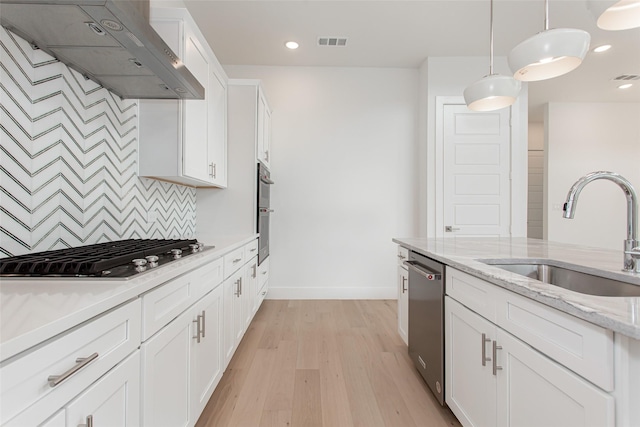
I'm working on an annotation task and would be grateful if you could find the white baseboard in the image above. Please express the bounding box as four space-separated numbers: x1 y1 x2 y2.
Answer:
265 286 396 300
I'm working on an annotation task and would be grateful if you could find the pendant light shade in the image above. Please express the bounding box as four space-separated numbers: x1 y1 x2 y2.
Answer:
508 28 591 81
464 0 521 111
508 0 591 82
464 75 522 111
588 0 640 30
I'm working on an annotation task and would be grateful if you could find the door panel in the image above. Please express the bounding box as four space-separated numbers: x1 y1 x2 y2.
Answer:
443 105 511 237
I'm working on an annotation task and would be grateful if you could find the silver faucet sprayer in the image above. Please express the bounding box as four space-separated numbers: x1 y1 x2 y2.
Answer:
563 171 640 273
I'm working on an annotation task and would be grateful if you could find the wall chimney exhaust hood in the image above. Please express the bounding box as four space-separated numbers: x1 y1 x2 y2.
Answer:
0 0 205 99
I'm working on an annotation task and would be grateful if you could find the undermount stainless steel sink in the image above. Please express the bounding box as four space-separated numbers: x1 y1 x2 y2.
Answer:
480 259 640 297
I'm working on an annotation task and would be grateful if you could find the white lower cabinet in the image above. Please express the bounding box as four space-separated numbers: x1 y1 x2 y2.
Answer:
141 283 224 427
190 285 224 421
66 351 141 427
223 266 246 368
245 257 258 327
446 295 615 427
446 297 497 427
141 305 192 427
397 265 409 345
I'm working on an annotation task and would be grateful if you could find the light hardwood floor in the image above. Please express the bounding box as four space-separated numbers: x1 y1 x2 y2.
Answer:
196 300 461 427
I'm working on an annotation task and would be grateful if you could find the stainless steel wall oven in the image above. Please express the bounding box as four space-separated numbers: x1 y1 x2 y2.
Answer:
257 162 273 265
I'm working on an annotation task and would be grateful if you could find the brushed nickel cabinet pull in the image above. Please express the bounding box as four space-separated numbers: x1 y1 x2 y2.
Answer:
201 310 206 338
252 264 257 278
193 316 201 343
481 333 491 366
80 414 94 427
401 275 407 293
233 258 242 263
48 352 99 387
492 340 503 375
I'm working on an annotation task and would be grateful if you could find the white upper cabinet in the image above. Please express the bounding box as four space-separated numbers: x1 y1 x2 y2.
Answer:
256 87 271 168
139 7 227 188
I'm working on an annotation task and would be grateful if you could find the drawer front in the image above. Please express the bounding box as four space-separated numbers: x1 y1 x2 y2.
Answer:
244 240 259 261
224 247 245 278
192 258 224 301
258 257 269 290
446 268 498 323
1 300 141 425
397 246 409 265
495 288 614 391
142 271 196 341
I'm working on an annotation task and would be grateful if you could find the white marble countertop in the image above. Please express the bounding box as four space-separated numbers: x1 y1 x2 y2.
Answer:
0 234 258 362
393 237 640 340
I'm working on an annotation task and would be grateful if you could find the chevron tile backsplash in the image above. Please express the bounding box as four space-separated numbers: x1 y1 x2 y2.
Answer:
0 27 196 257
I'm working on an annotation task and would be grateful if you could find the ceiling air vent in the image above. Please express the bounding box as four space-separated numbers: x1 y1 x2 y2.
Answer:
318 37 348 47
613 74 640 81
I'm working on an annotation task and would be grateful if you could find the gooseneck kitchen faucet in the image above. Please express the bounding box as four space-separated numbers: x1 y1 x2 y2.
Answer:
563 171 640 273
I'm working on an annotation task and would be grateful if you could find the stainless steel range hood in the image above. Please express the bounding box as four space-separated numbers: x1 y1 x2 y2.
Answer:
0 0 204 99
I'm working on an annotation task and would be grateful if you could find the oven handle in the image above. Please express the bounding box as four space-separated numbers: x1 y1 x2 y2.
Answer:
260 175 274 185
403 260 442 281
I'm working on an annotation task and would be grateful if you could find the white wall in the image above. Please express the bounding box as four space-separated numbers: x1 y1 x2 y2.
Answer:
423 57 529 237
545 102 640 250
223 65 419 299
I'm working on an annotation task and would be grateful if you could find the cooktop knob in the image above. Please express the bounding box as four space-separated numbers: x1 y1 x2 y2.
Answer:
189 243 199 253
171 248 182 259
145 255 159 267
132 258 147 267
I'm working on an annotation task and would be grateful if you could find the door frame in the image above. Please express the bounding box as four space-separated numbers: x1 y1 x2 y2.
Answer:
432 96 528 238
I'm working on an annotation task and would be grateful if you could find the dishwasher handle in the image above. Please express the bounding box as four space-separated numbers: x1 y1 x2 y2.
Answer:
403 260 442 281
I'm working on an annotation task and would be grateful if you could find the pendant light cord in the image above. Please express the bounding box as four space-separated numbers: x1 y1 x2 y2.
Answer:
489 0 494 75
544 0 549 30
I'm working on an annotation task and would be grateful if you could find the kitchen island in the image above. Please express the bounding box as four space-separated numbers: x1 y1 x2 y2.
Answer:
394 236 640 427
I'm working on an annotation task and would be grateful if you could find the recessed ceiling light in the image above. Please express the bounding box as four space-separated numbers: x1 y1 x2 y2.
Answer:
593 44 612 53
618 83 633 89
285 41 299 50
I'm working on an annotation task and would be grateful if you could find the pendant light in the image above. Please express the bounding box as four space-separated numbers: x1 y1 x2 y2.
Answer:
464 0 521 111
508 0 591 82
588 0 640 30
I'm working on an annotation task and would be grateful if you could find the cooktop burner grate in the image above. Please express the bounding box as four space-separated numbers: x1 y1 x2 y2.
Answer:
0 239 199 277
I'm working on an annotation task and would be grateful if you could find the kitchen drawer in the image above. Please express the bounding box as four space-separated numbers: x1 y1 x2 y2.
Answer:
397 246 409 266
244 240 259 260
258 257 269 290
224 247 245 278
192 258 224 301
0 299 141 425
142 270 197 340
446 268 498 323
495 287 614 391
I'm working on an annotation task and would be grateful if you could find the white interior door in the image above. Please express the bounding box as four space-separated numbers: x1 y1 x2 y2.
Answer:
442 105 512 237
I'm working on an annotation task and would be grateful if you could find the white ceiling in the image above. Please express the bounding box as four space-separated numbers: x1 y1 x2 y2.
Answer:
178 0 640 121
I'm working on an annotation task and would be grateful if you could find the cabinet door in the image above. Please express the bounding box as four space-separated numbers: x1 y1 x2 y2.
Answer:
245 258 258 327
208 68 227 187
141 310 192 427
182 25 210 183
397 265 409 345
190 285 224 421
445 297 497 427
66 351 141 427
223 269 244 367
495 329 615 427
263 104 271 167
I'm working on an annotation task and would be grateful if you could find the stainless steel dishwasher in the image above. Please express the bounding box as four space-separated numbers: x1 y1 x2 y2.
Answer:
404 250 445 406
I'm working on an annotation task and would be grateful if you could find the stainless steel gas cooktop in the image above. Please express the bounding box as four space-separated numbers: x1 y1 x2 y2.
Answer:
0 239 210 279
